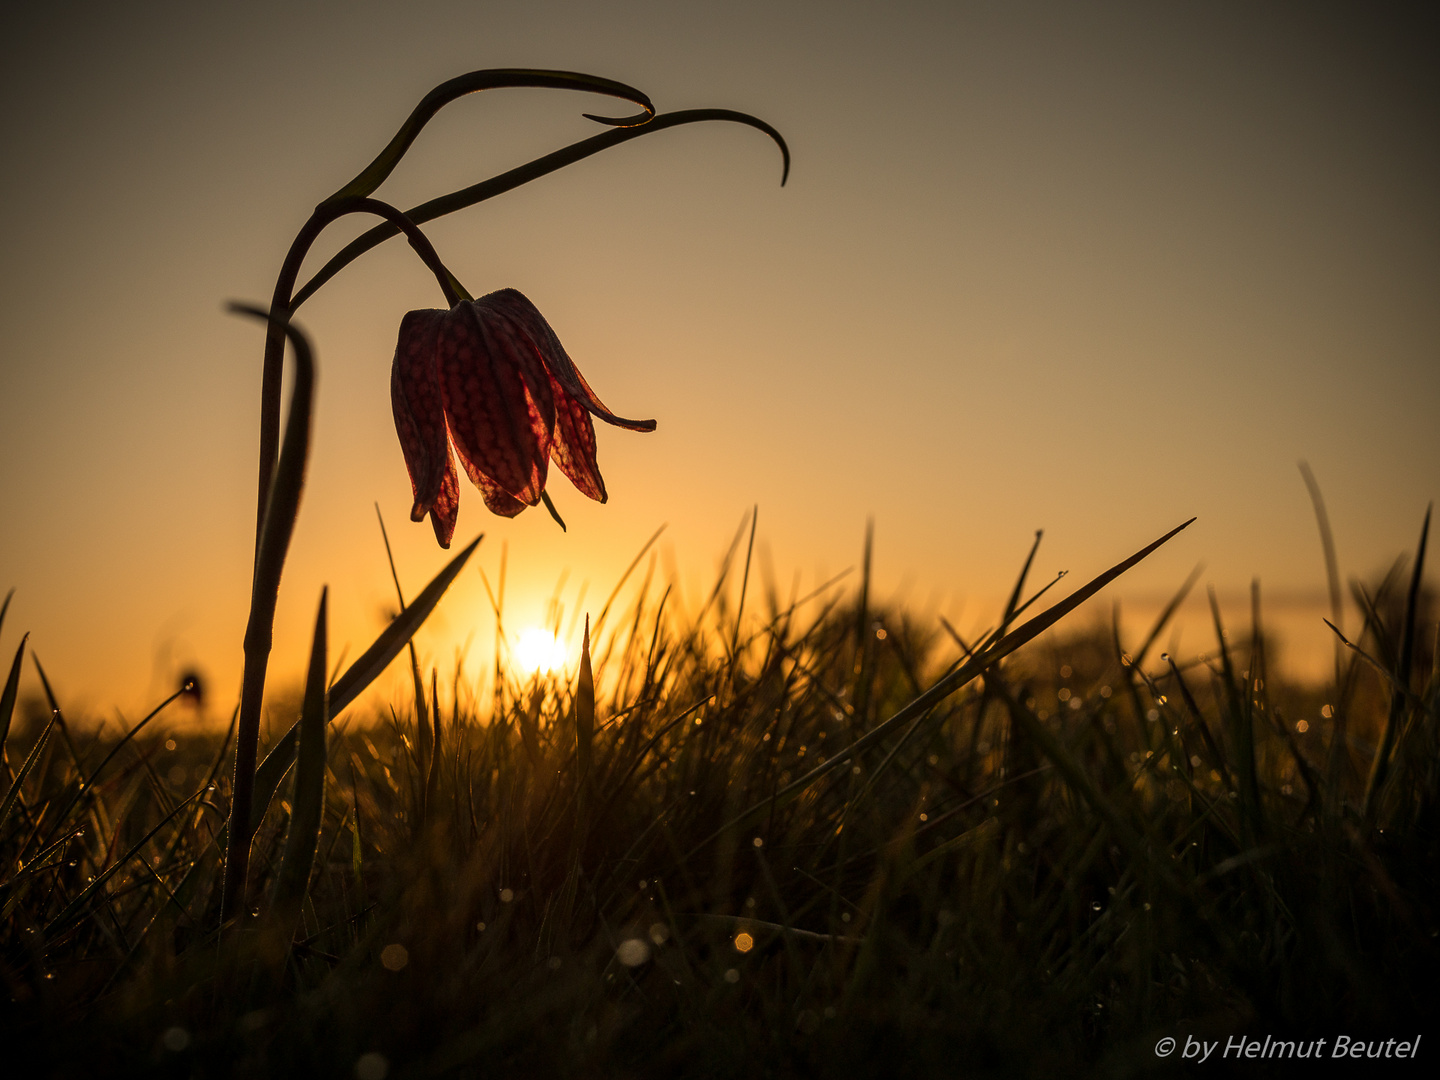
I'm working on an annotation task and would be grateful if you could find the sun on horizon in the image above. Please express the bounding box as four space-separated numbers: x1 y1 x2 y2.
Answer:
514 626 568 675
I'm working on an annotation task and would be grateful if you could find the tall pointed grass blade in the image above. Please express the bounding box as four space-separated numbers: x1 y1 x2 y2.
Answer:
1135 562 1204 670
0 633 28 758
1299 462 1345 664
249 534 481 835
1000 530 1042 636
29 654 83 771
594 525 666 638
1364 505 1430 819
376 505 431 790
1243 581 1268 841
731 508 758 664
576 616 595 795
424 667 441 818
0 715 54 831
272 589 329 924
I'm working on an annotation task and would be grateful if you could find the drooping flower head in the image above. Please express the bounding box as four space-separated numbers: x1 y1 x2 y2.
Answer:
391 288 655 547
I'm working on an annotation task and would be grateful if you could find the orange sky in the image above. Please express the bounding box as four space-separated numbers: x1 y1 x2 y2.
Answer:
2 1 1436 721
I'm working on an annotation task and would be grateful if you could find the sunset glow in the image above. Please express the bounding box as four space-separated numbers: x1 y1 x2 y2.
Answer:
514 627 567 675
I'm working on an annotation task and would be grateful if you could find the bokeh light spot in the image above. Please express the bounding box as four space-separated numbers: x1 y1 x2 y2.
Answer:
380 944 408 971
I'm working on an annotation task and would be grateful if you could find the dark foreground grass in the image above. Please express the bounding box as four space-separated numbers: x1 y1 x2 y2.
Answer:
2 518 1437 1079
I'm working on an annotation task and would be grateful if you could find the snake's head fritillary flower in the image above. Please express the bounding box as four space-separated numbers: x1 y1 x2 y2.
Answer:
391 288 656 547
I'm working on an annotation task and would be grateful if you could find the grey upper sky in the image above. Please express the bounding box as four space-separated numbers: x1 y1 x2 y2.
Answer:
1 1 1436 711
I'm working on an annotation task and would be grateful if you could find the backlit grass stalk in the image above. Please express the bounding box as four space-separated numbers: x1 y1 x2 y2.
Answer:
270 589 329 934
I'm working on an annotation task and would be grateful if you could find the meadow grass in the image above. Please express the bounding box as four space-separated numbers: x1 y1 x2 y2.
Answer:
1 512 1436 1079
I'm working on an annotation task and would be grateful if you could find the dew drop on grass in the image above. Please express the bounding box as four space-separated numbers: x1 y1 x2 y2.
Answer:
161 1027 190 1053
1091 902 1102 912
616 938 650 967
380 944 408 971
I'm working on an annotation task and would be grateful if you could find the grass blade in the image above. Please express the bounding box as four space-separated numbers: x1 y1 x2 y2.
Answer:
0 715 54 832
0 633 28 759
1364 504 1430 819
249 533 481 835
44 788 202 937
272 589 329 924
693 517 1196 852
575 616 595 812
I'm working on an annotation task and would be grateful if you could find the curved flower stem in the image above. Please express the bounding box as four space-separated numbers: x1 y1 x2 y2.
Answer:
253 198 465 544
291 109 791 310
322 69 655 209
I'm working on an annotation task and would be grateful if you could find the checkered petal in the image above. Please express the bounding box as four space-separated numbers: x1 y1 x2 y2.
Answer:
437 300 556 506
391 308 453 523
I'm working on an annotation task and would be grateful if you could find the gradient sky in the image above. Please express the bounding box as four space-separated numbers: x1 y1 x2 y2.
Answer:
2 1 1436 719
